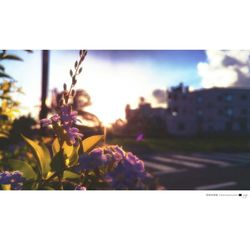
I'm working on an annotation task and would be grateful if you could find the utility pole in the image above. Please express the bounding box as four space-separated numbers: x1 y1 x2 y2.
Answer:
39 50 49 121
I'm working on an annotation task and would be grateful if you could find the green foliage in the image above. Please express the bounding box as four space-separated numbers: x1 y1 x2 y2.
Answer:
0 81 22 138
0 50 31 139
7 159 37 180
1 134 108 190
52 138 80 167
1 184 11 190
0 132 8 139
82 135 104 153
63 170 80 180
0 50 32 80
0 54 23 62
21 135 51 179
50 150 66 179
0 50 151 190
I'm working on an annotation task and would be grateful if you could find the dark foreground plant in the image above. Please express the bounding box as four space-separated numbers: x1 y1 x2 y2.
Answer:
0 50 154 190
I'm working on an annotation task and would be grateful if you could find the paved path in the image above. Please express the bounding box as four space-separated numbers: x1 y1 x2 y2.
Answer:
141 152 250 190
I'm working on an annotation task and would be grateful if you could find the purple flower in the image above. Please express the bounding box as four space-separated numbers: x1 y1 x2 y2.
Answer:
66 127 84 145
75 145 126 172
75 185 87 190
0 171 25 190
51 114 60 122
136 133 144 141
104 148 146 189
75 144 146 189
60 106 78 126
125 152 144 172
40 118 52 127
76 149 108 172
40 104 83 145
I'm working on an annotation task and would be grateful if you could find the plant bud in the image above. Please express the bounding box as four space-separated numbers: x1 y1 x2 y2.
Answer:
72 76 77 85
63 83 67 91
71 89 75 97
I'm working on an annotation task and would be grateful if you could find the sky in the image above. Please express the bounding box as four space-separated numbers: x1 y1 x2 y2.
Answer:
2 50 250 124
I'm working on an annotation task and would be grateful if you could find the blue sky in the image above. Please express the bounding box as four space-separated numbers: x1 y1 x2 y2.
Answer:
3 50 207 123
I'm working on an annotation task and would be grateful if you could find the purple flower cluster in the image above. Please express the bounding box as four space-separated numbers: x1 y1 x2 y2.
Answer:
41 105 83 145
75 185 87 190
76 145 146 189
0 171 25 190
105 151 146 190
76 145 126 171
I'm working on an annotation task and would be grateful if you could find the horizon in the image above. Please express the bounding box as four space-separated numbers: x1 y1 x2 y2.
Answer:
2 50 250 124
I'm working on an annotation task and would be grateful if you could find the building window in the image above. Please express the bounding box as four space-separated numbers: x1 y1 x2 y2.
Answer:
197 110 203 116
218 109 223 115
240 94 247 100
217 95 222 101
241 108 247 116
207 102 212 108
225 94 233 101
196 96 203 103
226 108 233 116
177 122 186 131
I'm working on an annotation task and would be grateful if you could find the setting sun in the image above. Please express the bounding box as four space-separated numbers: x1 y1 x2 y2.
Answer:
75 57 158 124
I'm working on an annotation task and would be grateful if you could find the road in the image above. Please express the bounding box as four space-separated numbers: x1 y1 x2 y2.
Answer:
140 152 250 190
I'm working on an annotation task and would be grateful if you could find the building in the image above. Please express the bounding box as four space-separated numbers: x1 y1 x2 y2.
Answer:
167 83 250 135
125 98 167 136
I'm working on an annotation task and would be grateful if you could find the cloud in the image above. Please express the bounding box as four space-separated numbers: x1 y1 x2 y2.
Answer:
152 89 166 103
197 50 250 88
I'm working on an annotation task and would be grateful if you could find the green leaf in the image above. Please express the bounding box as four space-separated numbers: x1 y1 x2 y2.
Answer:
1 54 23 61
7 159 37 180
21 135 51 179
63 142 74 158
63 170 80 180
51 150 65 178
68 144 80 167
40 142 52 176
52 138 73 156
0 64 4 71
52 137 60 156
43 186 55 190
52 138 79 167
52 123 65 145
82 135 104 153
1 184 11 190
0 132 8 139
0 72 12 79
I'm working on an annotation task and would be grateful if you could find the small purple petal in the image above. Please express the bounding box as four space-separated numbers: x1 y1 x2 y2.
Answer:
40 118 52 127
75 185 87 190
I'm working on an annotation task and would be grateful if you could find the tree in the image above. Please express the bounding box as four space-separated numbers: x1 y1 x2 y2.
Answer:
39 50 50 120
50 88 101 127
0 50 31 138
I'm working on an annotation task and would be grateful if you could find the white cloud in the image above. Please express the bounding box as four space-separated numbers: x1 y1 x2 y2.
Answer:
197 50 250 88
